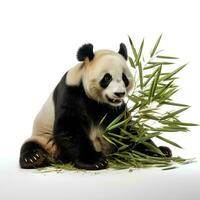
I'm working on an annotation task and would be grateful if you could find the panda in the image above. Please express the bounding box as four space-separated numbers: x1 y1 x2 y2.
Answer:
19 43 172 170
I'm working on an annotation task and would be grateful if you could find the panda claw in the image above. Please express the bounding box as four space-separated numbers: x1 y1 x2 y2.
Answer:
25 158 28 163
33 156 37 161
30 159 33 163
95 164 99 169
36 154 40 158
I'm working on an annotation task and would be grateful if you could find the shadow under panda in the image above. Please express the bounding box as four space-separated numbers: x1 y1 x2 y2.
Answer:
19 43 172 170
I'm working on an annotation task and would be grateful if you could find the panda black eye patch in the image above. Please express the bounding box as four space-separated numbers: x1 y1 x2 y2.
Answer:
100 73 112 88
122 73 129 87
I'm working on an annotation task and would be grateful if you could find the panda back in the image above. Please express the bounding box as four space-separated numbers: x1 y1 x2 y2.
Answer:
32 92 55 136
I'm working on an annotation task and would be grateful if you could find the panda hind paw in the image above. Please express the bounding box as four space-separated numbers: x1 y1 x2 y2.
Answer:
75 157 108 170
20 147 49 169
159 146 172 157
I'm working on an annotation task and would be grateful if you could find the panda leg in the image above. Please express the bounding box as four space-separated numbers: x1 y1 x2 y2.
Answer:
19 141 51 169
55 132 108 170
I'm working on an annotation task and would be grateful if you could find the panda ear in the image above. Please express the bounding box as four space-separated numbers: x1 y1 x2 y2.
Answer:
118 43 128 60
77 43 94 61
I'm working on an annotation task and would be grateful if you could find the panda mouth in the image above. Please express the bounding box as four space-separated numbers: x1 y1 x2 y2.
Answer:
106 95 122 104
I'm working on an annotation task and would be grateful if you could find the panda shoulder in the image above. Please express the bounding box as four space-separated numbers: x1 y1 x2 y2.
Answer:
65 63 84 86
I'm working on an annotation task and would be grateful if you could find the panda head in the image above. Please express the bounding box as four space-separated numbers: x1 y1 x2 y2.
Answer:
77 43 134 107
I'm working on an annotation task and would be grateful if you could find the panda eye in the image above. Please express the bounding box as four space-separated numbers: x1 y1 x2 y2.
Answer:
100 73 112 88
122 73 129 87
104 73 112 82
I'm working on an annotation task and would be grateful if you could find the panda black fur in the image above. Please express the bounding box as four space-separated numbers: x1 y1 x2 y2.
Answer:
19 43 171 170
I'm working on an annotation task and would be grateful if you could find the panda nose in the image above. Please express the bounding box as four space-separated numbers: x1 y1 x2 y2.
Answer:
114 92 125 98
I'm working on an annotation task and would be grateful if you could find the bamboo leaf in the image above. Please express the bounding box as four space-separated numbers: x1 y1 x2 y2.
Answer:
144 63 160 70
128 95 141 103
157 55 179 59
140 141 164 156
107 118 131 131
102 135 117 146
154 80 174 100
150 34 162 57
129 56 135 68
160 63 187 81
142 114 160 121
99 114 107 125
148 61 174 65
118 145 130 151
106 111 125 130
157 135 182 148
161 107 189 120
107 132 129 139
136 39 144 65
144 66 159 87
159 88 179 102
111 137 128 146
148 65 162 103
128 36 138 61
161 101 189 107
152 127 188 132
138 62 143 89
161 121 198 126
120 128 138 142
138 132 161 143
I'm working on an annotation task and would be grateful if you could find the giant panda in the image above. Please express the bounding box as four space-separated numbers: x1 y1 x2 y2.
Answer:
19 43 172 170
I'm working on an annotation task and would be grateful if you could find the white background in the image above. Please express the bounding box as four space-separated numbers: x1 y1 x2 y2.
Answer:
0 0 200 200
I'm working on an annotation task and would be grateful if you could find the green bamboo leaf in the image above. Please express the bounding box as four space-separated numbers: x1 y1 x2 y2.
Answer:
120 128 138 142
148 61 174 65
144 63 161 70
138 132 161 143
159 88 179 102
129 102 141 112
157 55 179 59
99 114 107 125
128 36 138 61
148 65 162 103
161 121 198 126
107 118 131 131
161 101 189 107
152 127 188 132
160 63 187 81
107 132 129 139
113 157 130 166
154 80 174 100
106 111 125 130
111 137 128 146
129 56 135 68
102 135 117 146
157 135 182 148
175 122 198 126
134 158 170 164
144 68 160 88
136 39 144 65
118 145 130 151
150 34 162 57
138 62 143 89
142 114 161 121
161 107 189 120
127 95 141 103
141 141 164 155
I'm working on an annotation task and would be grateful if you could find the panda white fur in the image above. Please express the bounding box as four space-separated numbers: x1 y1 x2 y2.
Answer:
19 43 171 170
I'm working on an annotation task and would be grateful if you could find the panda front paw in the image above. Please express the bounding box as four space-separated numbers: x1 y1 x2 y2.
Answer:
75 157 108 170
19 142 49 169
